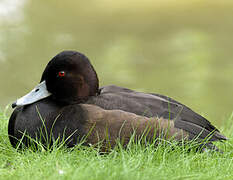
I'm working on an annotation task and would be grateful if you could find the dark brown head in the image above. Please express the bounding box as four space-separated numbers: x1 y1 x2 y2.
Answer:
12 51 99 107
40 51 99 104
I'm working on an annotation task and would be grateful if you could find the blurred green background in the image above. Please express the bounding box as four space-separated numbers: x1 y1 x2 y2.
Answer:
0 0 233 126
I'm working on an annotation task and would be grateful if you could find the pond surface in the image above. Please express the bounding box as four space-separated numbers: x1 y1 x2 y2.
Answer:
1 0 233 126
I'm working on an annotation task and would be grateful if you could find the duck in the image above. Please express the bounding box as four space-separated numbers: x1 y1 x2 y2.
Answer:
9 50 227 150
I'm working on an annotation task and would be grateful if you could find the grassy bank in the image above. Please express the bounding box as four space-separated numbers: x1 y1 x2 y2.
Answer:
0 111 233 180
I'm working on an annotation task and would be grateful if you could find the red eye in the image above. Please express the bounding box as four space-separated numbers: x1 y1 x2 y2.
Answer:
58 71 65 77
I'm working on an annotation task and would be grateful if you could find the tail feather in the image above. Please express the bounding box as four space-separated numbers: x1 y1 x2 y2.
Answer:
175 119 227 141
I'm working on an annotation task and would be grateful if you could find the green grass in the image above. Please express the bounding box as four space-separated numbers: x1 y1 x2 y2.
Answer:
1 110 233 180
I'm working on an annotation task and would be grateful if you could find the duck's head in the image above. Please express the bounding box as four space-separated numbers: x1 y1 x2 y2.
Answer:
12 51 99 108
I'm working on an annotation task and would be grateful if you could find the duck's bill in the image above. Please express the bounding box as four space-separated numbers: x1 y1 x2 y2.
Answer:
12 81 52 108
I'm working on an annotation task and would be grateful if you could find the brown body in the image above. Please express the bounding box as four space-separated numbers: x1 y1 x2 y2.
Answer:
83 104 189 149
9 99 189 149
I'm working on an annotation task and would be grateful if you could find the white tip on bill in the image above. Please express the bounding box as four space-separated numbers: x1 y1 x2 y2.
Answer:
12 81 51 108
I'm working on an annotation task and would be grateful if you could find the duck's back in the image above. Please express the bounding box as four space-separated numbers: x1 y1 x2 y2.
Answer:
88 85 181 118
86 85 226 141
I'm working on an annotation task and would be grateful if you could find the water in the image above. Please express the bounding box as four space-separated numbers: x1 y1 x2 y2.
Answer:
1 0 233 126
